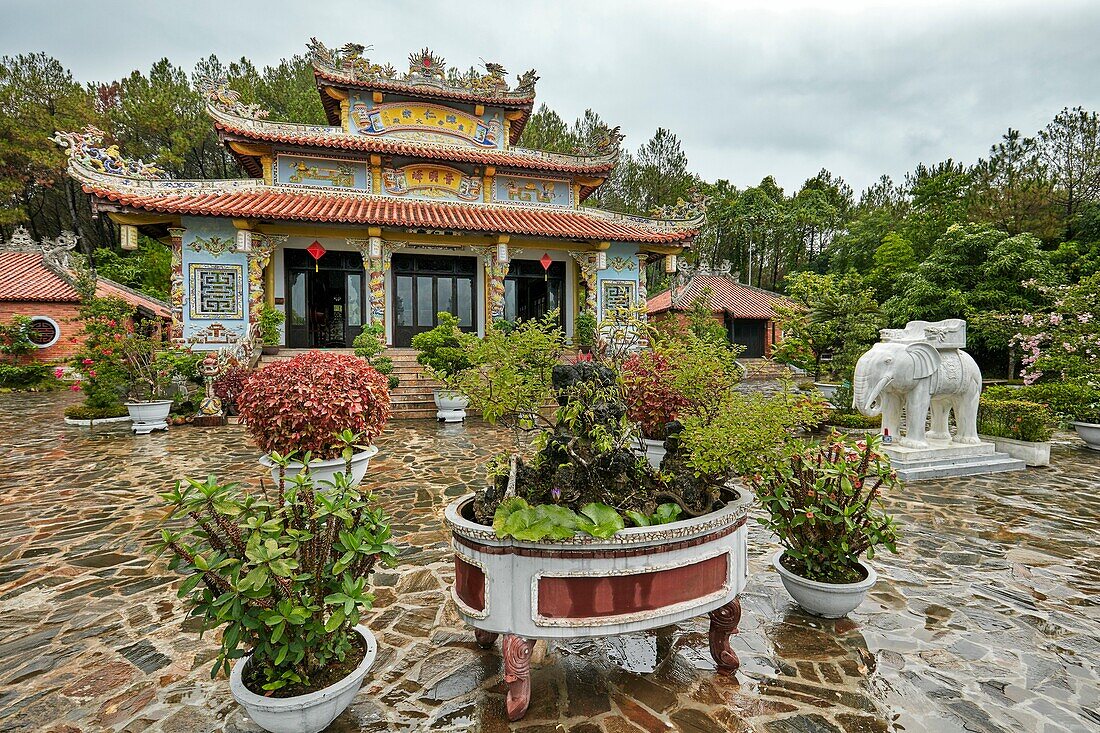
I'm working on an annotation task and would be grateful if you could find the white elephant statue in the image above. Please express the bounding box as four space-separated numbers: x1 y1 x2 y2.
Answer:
852 320 983 449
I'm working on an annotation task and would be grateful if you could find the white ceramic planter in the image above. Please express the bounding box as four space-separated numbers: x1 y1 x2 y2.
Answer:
1070 421 1100 451
814 382 840 402
259 445 379 489
433 389 469 423
229 625 377 733
125 400 173 435
772 550 877 619
632 437 666 469
979 434 1051 466
446 491 752 720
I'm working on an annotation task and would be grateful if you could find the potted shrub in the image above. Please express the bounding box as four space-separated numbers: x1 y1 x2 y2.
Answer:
156 469 397 733
977 397 1055 466
751 434 899 618
259 304 285 356
237 351 391 487
120 335 178 434
353 325 398 390
621 350 688 468
412 312 475 422
64 296 135 424
574 309 597 354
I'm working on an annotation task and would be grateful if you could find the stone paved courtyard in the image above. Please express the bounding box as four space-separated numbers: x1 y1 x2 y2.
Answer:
0 391 1098 733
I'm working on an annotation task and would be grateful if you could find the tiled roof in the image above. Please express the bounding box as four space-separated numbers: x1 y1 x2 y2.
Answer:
0 252 80 302
95 278 171 319
314 67 536 108
213 117 615 175
84 183 698 244
648 274 792 319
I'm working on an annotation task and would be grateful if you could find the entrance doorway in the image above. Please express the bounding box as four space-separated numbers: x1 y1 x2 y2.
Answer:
729 317 767 358
391 253 478 347
284 249 366 348
504 259 565 328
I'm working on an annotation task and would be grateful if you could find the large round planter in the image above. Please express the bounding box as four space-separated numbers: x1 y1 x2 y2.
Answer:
261 345 281 356
445 491 751 720
814 382 840 402
229 625 377 733
1070 421 1100 451
772 550 877 618
631 437 666 470
259 445 379 488
433 389 469 423
125 400 173 435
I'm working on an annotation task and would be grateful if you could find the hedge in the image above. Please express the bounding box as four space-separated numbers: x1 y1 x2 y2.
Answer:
0 363 58 391
983 383 1100 423
977 398 1055 443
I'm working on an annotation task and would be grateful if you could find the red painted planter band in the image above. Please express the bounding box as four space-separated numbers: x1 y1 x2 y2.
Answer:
454 556 486 612
536 553 729 619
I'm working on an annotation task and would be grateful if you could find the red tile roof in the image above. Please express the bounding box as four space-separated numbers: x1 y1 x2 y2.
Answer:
0 250 169 317
214 119 614 175
85 185 698 244
648 274 792 319
0 252 80 302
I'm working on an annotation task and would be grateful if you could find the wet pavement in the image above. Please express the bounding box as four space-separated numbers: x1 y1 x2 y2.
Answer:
0 391 1097 733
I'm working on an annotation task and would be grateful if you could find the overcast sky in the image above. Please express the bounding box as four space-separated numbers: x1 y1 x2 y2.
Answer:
4 0 1099 194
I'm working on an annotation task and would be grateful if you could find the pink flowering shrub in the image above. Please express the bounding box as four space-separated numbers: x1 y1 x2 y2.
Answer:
1012 273 1100 386
749 433 900 584
69 296 136 409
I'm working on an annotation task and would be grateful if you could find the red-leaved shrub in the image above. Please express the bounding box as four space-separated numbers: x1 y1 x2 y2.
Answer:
213 366 250 416
620 351 689 440
237 351 391 460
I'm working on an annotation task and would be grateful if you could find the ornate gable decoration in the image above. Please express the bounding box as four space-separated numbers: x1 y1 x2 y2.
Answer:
574 125 625 157
308 38 538 100
651 190 708 227
52 126 167 179
196 74 269 120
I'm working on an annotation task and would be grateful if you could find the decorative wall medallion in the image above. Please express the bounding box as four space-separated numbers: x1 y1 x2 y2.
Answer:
601 279 637 318
188 263 244 320
189 235 236 258
189 322 244 345
607 256 635 271
352 101 502 148
382 164 482 201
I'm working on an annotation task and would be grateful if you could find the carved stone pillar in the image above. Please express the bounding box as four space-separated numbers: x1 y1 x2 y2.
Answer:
475 244 511 322
167 227 186 348
570 252 599 314
635 252 649 327
248 234 283 340
350 236 392 328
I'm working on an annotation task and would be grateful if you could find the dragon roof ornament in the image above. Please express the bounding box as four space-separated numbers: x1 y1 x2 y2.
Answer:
651 189 708 227
308 38 538 101
573 124 626 157
195 73 269 120
51 126 168 180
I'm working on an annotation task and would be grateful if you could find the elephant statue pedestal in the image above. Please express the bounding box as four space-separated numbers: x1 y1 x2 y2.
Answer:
852 319 1026 482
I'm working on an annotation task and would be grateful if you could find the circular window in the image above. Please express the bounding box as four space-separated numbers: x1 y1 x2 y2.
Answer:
27 316 60 348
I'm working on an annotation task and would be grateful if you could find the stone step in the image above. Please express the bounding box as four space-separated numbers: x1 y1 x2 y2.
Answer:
893 453 1026 482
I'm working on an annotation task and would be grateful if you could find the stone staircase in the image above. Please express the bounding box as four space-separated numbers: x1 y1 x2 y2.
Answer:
256 347 447 420
740 358 795 382
881 440 1026 481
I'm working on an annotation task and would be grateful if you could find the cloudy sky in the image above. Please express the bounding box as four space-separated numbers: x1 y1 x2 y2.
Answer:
4 0 1099 194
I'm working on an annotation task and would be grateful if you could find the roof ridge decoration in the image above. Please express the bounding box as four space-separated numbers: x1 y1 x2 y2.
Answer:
51 126 168 180
308 37 538 100
196 73 269 120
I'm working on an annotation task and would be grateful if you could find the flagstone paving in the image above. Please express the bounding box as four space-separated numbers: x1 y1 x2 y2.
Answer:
0 391 1097 733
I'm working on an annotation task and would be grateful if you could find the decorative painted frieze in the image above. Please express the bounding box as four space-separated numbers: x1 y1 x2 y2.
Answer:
189 235 236 258
275 154 369 190
492 174 572 207
382 164 482 201
353 101 503 148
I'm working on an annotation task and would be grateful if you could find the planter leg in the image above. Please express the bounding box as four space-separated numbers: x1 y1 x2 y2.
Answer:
502 634 534 721
474 629 498 648
708 597 742 675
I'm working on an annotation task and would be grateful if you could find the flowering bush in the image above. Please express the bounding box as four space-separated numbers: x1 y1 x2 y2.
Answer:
1012 273 1100 386
750 434 899 584
620 351 688 439
69 296 136 409
157 468 397 695
237 351 391 460
213 366 251 415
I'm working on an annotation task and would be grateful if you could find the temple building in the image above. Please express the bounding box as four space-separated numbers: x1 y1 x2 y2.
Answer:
56 40 701 351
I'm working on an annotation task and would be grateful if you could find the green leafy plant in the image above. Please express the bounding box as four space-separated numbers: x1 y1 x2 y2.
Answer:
0 363 59 391
574 310 597 349
236 351 391 460
411 312 476 388
492 497 626 541
624 503 683 528
977 398 1055 442
825 410 882 429
213 366 251 416
63 403 129 420
353 325 398 390
70 296 137 410
751 434 900 584
119 335 178 401
156 467 398 696
258 304 285 347
0 315 36 363
983 382 1100 423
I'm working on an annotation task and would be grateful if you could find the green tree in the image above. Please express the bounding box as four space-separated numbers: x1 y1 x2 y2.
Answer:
630 127 694 214
518 104 573 153
969 128 1057 238
868 231 917 300
1037 106 1100 235
901 159 972 257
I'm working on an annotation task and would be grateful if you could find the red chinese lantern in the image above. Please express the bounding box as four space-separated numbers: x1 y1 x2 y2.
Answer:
540 252 552 281
306 240 326 272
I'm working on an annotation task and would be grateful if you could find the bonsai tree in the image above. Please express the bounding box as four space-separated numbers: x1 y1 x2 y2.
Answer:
258 304 285 347
236 351 391 460
353 325 398 390
574 310 597 352
751 434 899 584
411 312 475 388
619 350 688 440
156 468 398 694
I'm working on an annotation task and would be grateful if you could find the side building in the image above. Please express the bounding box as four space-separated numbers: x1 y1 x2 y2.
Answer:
57 40 701 352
